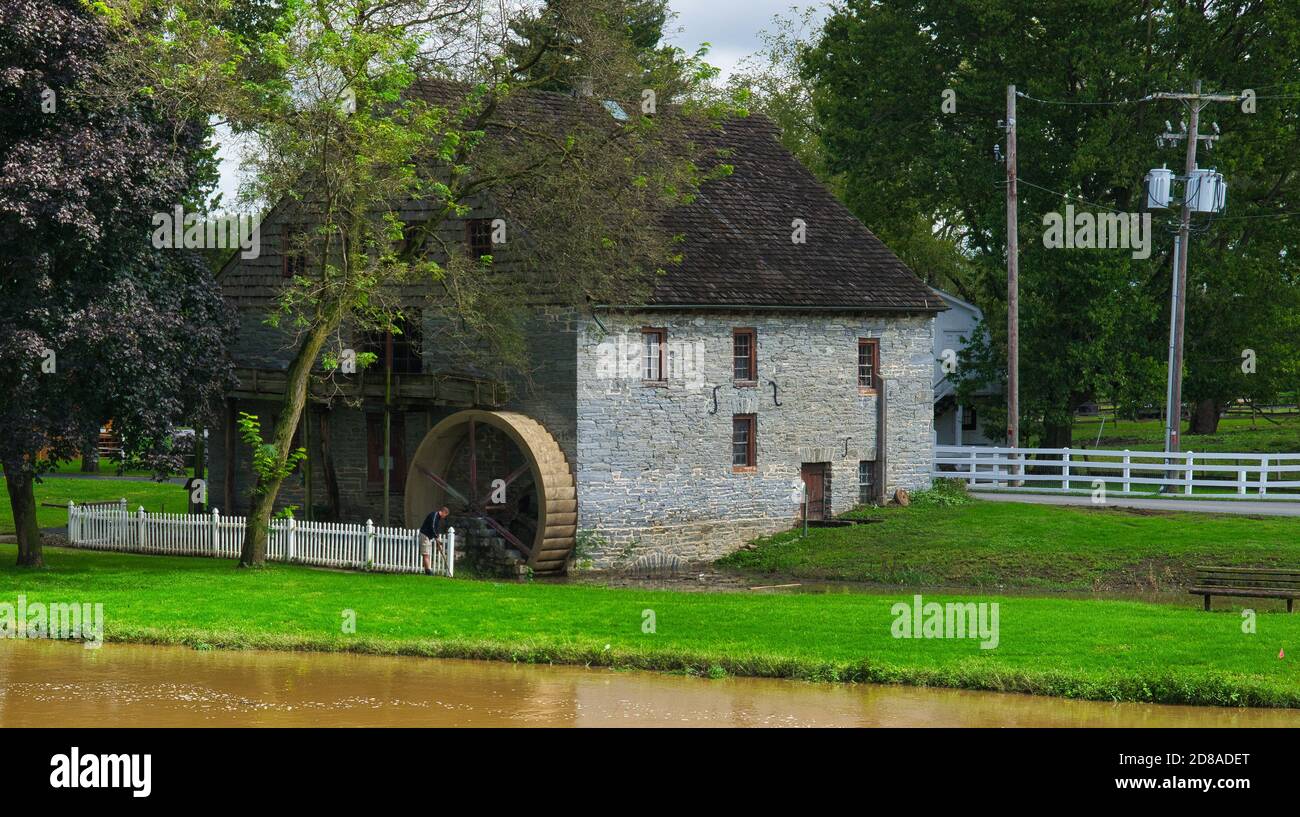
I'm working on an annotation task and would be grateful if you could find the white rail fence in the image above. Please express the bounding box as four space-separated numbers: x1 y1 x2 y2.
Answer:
66 500 454 576
933 446 1300 499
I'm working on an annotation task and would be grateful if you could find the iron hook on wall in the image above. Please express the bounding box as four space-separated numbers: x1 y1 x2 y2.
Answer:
708 384 720 415
768 379 781 406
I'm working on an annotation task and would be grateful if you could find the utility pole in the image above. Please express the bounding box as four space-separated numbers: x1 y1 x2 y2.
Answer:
1005 85 1020 480
1167 80 1200 454
1150 81 1235 453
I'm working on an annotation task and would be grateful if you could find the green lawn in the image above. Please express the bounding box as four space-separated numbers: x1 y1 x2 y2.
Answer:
37 458 152 477
1073 413 1300 453
2 543 1298 707
0 477 186 534
719 493 1300 590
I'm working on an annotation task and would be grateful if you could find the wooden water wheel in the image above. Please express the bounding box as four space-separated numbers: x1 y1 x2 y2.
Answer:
404 410 577 575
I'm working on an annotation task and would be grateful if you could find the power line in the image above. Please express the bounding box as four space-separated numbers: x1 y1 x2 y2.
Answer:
1213 210 1300 222
995 178 1300 223
1013 178 1133 214
1016 91 1146 106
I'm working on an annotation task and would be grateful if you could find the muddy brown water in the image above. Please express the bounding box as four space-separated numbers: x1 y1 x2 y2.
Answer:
3 640 1300 727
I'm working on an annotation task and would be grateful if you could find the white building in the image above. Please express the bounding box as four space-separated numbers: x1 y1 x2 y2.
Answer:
932 289 1001 446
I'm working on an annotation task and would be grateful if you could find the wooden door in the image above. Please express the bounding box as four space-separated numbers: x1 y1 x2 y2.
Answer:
800 463 827 521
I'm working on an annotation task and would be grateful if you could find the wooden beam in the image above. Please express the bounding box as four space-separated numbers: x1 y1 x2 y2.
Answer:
502 461 531 488
414 463 470 507
480 513 531 558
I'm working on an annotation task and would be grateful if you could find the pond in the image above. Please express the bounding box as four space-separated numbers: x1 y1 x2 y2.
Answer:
2 639 1298 727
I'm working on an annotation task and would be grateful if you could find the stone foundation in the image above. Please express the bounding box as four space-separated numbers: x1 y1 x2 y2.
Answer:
574 515 794 571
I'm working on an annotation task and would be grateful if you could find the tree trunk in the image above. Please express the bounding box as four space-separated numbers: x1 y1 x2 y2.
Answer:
4 464 44 567
1042 420 1073 449
80 431 100 473
1187 398 1222 435
238 309 342 567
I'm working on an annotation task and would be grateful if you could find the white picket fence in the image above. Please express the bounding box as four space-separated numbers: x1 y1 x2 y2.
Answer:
66 500 454 576
933 445 1300 499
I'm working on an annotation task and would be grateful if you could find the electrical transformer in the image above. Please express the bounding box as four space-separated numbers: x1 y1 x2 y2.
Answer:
1188 168 1225 213
1144 166 1174 209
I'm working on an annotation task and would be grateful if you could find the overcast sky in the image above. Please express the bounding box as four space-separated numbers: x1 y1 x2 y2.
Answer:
668 0 825 75
212 1 829 207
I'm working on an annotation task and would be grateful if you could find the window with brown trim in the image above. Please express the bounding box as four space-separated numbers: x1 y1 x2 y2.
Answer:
732 328 756 383
642 327 666 382
466 218 494 260
962 405 978 432
858 459 876 504
366 412 407 493
858 338 881 392
732 414 756 470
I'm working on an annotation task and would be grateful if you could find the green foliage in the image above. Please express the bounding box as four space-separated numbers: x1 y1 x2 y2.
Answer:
236 412 305 500
1074 412 1300 454
906 478 972 508
506 0 672 92
800 0 1300 444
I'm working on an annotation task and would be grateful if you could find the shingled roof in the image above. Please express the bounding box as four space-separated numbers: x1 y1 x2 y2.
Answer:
650 114 944 312
220 81 944 314
408 79 943 313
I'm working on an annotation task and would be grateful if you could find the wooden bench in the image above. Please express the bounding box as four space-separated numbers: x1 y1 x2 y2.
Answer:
1190 566 1300 612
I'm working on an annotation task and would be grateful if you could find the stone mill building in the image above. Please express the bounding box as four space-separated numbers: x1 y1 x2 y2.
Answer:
209 84 945 575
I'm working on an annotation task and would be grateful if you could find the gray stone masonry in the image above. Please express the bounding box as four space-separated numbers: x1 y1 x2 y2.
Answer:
573 311 934 568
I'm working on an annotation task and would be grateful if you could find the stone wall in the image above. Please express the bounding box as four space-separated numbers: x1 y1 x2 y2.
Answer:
572 310 934 568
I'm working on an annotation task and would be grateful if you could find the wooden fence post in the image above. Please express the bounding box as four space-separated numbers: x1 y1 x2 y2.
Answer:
1061 448 1071 491
1260 456 1270 496
365 519 375 568
1185 451 1195 495
67 500 76 544
211 508 220 557
137 506 146 551
1122 450 1131 493
287 516 297 563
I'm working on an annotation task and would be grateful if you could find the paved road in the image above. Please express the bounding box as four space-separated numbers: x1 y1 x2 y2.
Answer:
974 491 1300 517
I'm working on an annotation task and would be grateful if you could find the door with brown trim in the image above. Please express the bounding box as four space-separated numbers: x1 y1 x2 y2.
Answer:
800 463 827 521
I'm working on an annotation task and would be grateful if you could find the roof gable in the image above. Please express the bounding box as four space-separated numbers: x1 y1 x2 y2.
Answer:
650 114 942 312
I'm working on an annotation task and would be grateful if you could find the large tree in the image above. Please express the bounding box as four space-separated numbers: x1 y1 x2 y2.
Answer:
0 0 233 566
99 0 735 566
801 0 1300 445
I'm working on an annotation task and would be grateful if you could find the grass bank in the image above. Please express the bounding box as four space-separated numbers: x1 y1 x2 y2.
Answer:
2 543 1299 708
718 492 1300 590
0 477 183 535
1072 413 1300 453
